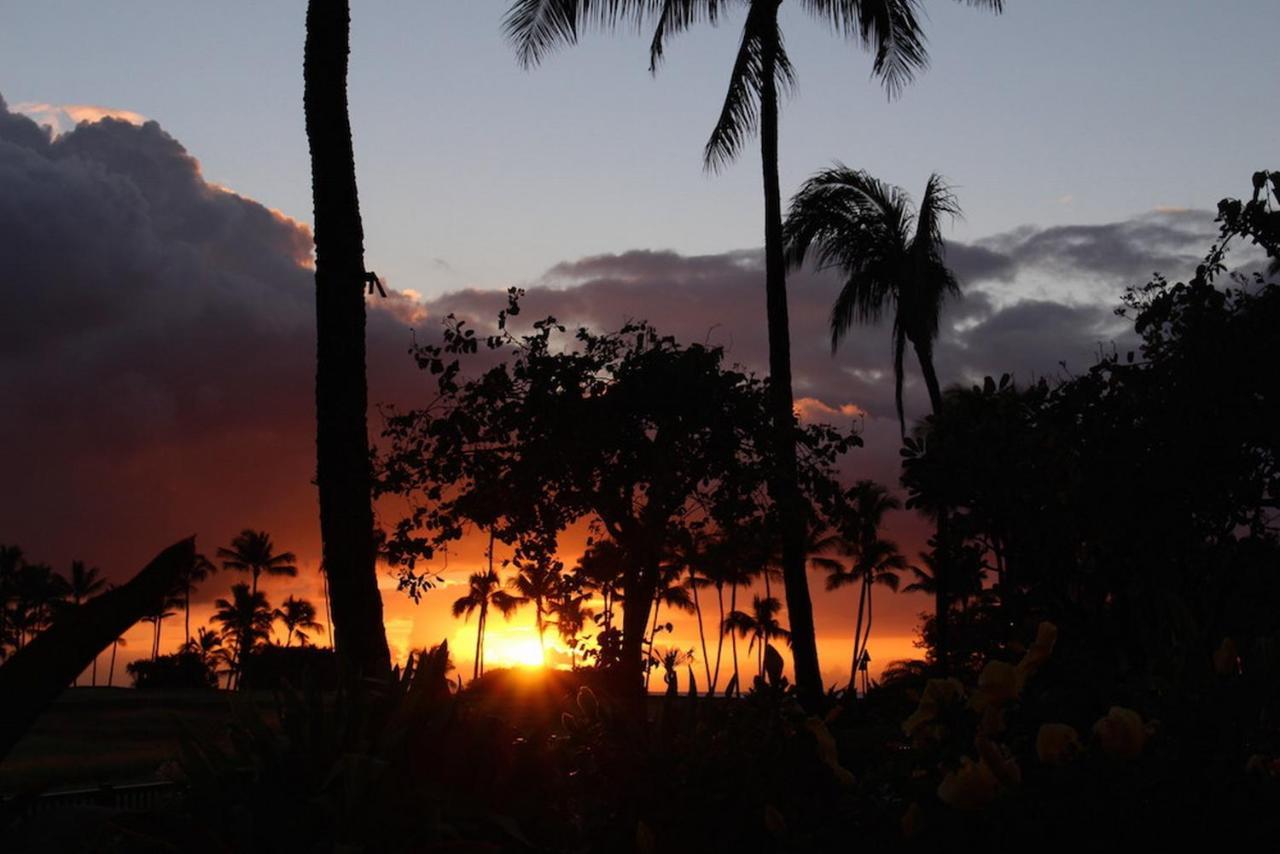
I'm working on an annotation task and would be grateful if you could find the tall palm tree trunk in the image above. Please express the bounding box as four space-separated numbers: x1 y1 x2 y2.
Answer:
912 339 945 417
184 585 192 648
711 583 726 693
107 640 118 687
913 338 949 671
850 579 868 689
91 656 97 687
535 604 546 665
304 0 392 684
691 583 712 690
729 582 740 696
759 15 821 711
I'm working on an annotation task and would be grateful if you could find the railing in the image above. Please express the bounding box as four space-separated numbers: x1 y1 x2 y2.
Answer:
3 780 182 816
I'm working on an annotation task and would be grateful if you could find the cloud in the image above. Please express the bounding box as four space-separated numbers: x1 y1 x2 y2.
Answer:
0 93 418 582
12 100 147 137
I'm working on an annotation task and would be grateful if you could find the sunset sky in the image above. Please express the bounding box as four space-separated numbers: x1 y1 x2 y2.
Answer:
2 1 1277 686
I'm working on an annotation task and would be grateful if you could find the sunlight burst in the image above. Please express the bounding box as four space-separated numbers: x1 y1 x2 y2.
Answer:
485 632 545 669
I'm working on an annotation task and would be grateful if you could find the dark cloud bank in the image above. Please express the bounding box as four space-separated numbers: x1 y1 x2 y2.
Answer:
0 94 1214 583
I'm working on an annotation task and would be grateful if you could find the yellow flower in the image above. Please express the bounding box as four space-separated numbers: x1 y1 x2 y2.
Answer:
1213 637 1240 676
1092 706 1149 759
804 717 856 786
1015 621 1058 689
1036 723 1082 765
902 677 966 739
971 660 1020 712
937 757 999 810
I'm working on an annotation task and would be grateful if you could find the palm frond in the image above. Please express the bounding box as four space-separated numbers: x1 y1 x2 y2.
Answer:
800 0 928 97
649 0 727 71
504 0 654 68
703 1 794 172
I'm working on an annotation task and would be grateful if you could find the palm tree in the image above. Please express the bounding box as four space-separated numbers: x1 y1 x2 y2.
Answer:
669 531 720 691
452 569 522 681
176 553 217 647
106 634 126 688
549 586 593 669
217 530 298 597
574 539 627 635
722 594 791 683
645 560 696 690
11 562 69 648
818 481 905 690
784 168 964 432
303 0 393 680
785 169 969 668
508 556 562 664
504 0 1003 710
141 600 178 661
274 596 325 647
212 583 273 689
62 560 106 685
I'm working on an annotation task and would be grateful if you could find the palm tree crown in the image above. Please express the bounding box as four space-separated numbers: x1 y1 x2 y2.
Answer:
453 569 522 680
274 595 325 647
784 167 963 432
65 560 107 606
217 530 298 596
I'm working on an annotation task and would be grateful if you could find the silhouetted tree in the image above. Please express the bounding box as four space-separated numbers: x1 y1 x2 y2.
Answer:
106 634 125 688
141 601 177 661
722 594 790 682
177 552 217 647
818 480 904 690
274 595 325 647
303 0 392 680
786 168 967 666
212 583 273 689
452 565 521 681
504 0 1003 711
62 560 106 684
381 311 856 694
217 530 298 597
508 554 562 664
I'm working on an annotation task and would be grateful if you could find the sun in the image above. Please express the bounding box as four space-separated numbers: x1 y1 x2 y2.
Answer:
486 632 546 669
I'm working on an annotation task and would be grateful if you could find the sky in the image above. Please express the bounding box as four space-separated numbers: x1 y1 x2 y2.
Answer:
1 1 1277 687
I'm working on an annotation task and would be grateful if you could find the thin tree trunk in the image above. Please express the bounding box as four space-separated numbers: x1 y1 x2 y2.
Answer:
912 339 945 419
911 338 949 672
729 582 740 696
91 655 97 687
304 0 392 683
711 583 726 694
473 605 484 682
644 595 663 691
691 583 712 690
108 641 117 687
759 15 821 711
850 579 868 689
536 603 546 665
322 563 334 648
185 585 191 648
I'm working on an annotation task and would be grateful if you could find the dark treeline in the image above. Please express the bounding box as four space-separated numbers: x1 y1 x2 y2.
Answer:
1 529 329 692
